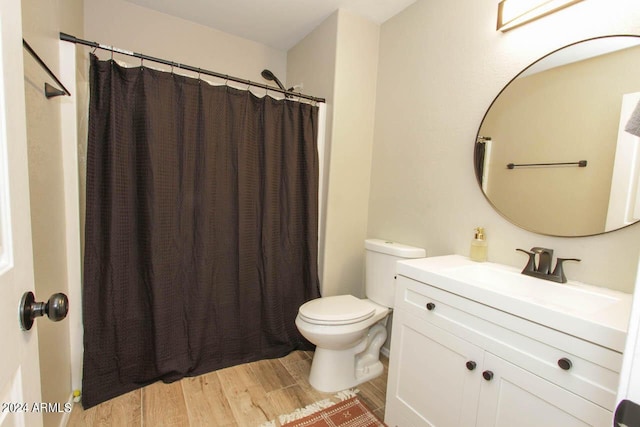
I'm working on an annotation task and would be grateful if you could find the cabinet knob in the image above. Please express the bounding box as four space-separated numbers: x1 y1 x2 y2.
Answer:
482 370 494 381
466 361 477 371
426 302 436 311
558 358 572 370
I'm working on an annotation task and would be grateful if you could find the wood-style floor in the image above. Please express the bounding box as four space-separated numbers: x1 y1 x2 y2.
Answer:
67 351 388 426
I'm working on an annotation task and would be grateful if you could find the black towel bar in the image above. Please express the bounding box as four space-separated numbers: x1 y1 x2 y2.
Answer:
507 160 587 169
22 39 71 98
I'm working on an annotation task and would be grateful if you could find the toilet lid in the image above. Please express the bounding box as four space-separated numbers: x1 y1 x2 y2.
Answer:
298 295 376 325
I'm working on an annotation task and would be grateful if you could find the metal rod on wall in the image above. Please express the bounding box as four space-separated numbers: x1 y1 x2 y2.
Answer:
507 160 587 169
59 32 326 104
23 39 71 98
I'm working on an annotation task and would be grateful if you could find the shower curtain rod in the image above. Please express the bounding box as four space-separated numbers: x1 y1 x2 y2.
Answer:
59 32 326 104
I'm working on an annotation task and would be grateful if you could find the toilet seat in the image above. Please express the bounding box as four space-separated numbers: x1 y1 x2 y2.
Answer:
298 295 376 325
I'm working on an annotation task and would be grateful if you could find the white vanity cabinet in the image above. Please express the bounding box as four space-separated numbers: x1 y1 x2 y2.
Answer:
385 272 624 427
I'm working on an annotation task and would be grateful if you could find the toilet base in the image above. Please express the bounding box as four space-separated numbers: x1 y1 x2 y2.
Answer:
308 323 387 392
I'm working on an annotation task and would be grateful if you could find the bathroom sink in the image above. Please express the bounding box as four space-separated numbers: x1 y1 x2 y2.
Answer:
442 263 621 316
396 255 632 352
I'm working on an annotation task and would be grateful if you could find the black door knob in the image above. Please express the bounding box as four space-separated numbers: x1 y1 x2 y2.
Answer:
466 361 477 371
482 370 494 381
558 358 573 370
19 292 69 331
426 302 436 311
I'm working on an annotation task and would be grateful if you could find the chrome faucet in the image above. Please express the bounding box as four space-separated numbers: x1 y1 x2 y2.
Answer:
516 247 580 283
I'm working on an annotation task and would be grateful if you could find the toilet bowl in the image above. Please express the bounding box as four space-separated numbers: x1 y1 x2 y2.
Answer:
296 294 390 392
295 239 426 392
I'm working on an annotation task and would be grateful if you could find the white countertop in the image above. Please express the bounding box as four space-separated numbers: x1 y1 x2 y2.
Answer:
397 255 632 352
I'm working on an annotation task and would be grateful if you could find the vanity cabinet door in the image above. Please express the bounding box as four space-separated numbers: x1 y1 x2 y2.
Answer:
476 352 612 427
385 309 484 427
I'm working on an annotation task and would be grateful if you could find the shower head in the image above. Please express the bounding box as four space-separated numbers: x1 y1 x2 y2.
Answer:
261 69 287 91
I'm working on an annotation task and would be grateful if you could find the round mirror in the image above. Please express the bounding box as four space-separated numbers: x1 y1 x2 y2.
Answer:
476 35 640 237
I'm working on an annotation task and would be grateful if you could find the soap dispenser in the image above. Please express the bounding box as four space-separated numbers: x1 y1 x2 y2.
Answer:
470 227 488 262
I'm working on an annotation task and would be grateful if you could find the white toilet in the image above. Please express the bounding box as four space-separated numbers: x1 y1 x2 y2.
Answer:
295 239 426 392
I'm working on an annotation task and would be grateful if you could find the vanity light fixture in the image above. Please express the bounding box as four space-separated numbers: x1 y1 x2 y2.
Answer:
497 0 584 32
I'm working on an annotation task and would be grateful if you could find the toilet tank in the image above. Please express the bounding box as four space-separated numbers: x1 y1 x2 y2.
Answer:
365 239 426 307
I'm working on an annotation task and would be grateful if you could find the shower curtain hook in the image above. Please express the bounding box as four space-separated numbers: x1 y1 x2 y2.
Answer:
91 46 97 55
110 48 113 61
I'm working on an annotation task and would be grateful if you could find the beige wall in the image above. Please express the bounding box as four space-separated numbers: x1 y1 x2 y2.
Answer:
325 11 379 297
287 12 338 290
21 0 83 425
483 46 640 236
288 9 380 297
83 0 286 83
368 0 640 294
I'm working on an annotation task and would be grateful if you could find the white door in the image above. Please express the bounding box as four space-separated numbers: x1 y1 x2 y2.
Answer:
0 0 43 426
605 92 640 230
615 257 640 425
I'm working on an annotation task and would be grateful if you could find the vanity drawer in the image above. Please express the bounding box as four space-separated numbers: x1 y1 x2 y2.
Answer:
395 275 623 410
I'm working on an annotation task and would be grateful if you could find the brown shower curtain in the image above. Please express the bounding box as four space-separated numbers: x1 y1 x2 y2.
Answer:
82 55 320 408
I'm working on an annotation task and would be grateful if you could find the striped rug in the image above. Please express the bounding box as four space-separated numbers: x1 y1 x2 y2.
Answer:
281 396 386 427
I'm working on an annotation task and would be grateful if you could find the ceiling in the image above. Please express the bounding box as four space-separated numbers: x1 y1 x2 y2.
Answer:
125 0 417 50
